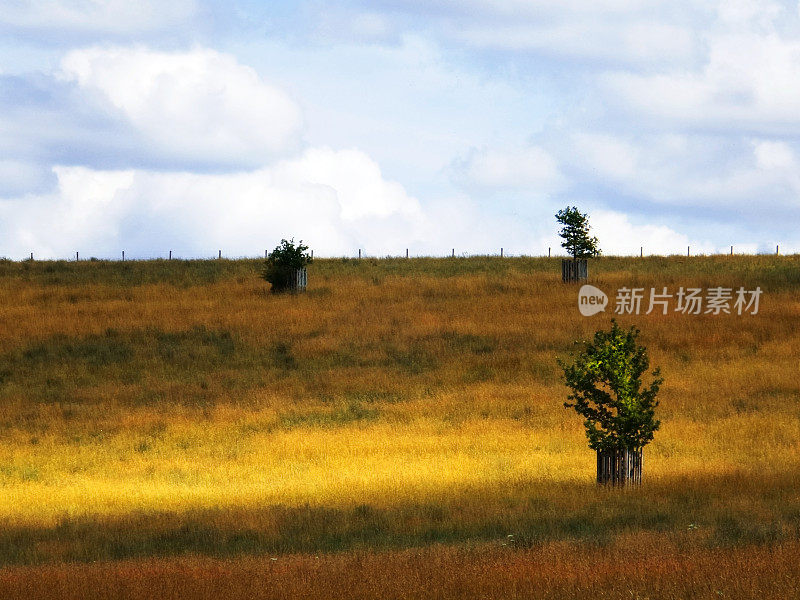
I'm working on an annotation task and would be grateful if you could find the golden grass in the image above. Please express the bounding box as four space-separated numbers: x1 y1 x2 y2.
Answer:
0 256 798 595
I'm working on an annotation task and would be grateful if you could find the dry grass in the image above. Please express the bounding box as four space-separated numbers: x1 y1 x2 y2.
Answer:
0 255 798 596
1 537 800 599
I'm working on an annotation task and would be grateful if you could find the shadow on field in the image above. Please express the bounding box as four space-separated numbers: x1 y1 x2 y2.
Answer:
2 470 799 566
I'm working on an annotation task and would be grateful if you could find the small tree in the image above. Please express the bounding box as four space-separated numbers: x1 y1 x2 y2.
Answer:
555 206 600 260
559 320 662 484
262 238 312 293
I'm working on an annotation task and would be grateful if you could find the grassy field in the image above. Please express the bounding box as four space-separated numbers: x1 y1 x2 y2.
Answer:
0 255 798 598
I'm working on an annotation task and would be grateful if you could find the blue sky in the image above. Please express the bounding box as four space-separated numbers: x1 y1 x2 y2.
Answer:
1 0 799 259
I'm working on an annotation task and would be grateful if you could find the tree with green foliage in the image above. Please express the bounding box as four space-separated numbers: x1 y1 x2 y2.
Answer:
555 206 600 259
559 320 661 452
261 238 312 293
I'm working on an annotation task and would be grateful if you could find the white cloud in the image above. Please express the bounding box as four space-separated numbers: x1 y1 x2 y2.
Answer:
59 47 303 168
753 140 795 169
0 167 135 259
603 26 800 132
0 44 559 259
0 160 54 196
2 157 736 259
5 152 693 260
0 149 431 259
560 131 800 210
591 210 715 256
716 0 783 29
0 0 196 34
451 146 565 193
527 207 728 256
270 147 422 221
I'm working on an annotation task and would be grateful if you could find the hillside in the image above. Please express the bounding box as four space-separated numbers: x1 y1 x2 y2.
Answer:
0 255 798 598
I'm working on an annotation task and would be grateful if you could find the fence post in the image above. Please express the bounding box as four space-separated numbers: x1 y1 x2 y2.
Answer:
406 248 409 258
548 247 551 257
30 252 33 261
76 251 79 261
777 245 780 256
730 245 733 256
687 246 690 257
122 250 125 262
358 249 361 259
500 247 503 257
640 246 643 258
218 250 221 259
452 248 455 257
169 250 172 260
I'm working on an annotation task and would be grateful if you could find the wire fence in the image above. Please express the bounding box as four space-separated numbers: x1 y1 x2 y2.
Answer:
7 244 792 262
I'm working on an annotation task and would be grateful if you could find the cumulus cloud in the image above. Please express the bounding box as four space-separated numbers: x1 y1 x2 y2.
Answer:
0 43 563 260
591 210 715 256
59 47 303 169
270 148 422 221
0 46 304 172
0 148 431 259
0 167 135 259
1 155 781 260
0 151 577 259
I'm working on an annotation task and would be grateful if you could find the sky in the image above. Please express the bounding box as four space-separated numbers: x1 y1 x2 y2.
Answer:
1 0 799 259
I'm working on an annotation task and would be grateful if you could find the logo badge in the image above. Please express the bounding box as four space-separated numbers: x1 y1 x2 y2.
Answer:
578 284 608 316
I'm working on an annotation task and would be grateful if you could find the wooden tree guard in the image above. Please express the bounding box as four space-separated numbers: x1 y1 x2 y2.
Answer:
562 259 588 282
597 448 642 485
290 267 307 292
